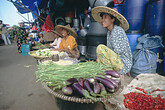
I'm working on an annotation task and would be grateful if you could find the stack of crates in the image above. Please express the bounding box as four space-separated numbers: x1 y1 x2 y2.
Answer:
21 43 32 56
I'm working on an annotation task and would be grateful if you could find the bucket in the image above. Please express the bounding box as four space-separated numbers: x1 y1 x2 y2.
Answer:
123 0 149 32
114 0 125 4
127 33 143 52
114 4 123 15
145 0 165 36
21 43 31 56
73 18 79 27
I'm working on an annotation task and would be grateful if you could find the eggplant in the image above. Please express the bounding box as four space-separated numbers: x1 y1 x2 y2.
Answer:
86 78 95 84
78 78 84 87
110 77 120 84
62 86 73 95
107 88 115 93
63 78 78 86
93 82 101 94
72 83 95 101
84 80 94 93
104 77 119 88
104 75 112 79
84 80 99 97
99 83 107 96
105 70 120 78
66 78 78 84
111 77 121 82
94 76 115 89
113 79 120 83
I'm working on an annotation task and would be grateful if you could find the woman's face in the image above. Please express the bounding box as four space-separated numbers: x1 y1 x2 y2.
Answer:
101 14 114 28
61 28 69 37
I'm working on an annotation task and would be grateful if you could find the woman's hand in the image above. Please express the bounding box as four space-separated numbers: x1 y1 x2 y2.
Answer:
51 48 58 51
63 48 70 53
120 74 124 80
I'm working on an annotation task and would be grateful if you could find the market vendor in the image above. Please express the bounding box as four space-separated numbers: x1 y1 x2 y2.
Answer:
38 32 46 44
49 30 62 49
91 4 132 78
51 25 80 59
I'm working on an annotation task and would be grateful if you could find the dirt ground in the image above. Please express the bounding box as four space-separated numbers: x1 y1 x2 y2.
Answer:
0 43 134 110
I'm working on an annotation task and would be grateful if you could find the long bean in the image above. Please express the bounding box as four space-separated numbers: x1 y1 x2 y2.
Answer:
35 61 109 88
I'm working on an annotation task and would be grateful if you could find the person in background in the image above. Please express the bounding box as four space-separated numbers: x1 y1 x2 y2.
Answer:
16 20 27 53
51 25 80 59
91 4 132 79
38 32 45 44
0 20 11 45
50 30 62 49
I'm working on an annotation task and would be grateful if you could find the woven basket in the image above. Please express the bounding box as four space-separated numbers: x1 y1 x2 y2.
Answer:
28 51 49 59
43 31 55 41
42 81 124 104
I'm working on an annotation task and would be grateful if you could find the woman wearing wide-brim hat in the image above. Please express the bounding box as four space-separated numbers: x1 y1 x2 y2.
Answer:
91 4 132 77
51 25 80 59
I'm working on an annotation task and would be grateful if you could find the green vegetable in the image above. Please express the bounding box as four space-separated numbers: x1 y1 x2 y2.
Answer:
35 61 109 89
35 49 51 57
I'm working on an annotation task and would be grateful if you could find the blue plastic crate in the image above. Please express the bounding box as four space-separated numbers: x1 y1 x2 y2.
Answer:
21 44 31 56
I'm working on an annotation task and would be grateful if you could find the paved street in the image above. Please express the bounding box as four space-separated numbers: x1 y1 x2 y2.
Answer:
0 43 59 110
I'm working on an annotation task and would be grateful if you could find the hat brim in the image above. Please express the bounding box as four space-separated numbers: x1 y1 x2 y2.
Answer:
51 30 63 37
55 25 77 37
91 6 129 31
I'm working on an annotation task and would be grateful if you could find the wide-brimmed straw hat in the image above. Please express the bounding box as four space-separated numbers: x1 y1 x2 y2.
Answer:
55 25 77 37
51 29 63 37
91 6 129 31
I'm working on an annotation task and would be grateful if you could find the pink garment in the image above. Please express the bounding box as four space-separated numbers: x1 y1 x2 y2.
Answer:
50 37 62 49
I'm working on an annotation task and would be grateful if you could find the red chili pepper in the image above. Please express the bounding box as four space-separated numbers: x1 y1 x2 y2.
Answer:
150 89 165 94
124 88 165 110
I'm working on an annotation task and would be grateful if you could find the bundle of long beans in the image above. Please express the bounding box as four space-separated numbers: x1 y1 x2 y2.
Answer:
35 61 110 89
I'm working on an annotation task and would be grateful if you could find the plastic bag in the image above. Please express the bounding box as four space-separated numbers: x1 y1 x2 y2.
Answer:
131 34 164 77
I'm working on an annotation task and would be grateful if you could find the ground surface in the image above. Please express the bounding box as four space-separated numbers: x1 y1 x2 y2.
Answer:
0 43 135 110
0 43 59 110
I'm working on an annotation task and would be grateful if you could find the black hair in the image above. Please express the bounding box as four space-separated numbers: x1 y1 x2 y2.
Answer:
100 12 120 26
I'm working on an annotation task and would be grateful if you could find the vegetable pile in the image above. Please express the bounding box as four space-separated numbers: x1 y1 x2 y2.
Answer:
35 61 121 100
124 86 165 110
35 49 52 57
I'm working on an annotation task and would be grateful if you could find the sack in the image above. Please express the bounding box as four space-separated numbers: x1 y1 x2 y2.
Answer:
130 34 164 77
131 49 157 77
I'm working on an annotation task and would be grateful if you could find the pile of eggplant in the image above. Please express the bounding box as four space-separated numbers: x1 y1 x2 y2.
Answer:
60 70 121 100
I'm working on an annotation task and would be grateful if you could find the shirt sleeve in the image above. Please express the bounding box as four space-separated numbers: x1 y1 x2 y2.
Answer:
50 38 57 46
59 38 64 49
53 38 62 49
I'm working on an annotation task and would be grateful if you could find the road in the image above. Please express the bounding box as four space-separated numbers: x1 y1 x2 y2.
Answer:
0 43 59 110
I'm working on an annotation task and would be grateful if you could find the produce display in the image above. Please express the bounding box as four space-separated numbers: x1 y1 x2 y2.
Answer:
35 49 59 57
35 61 122 101
124 86 165 110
